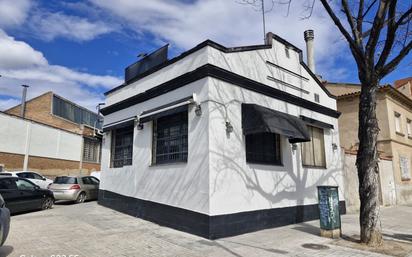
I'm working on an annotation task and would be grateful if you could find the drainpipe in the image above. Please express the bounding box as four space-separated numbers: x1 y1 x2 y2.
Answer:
20 85 29 118
304 30 316 74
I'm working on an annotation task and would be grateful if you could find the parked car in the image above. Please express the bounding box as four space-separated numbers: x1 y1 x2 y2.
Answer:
49 176 100 203
0 194 10 246
0 177 54 214
0 171 53 189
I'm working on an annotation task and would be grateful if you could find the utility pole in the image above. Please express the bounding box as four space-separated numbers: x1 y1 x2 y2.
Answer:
261 0 266 43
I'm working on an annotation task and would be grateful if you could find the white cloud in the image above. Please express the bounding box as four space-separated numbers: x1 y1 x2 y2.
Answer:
88 0 347 80
0 29 122 111
0 30 47 69
0 98 20 111
28 11 115 42
0 0 31 28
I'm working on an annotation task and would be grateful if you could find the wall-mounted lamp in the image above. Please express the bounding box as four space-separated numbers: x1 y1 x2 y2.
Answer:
137 122 144 130
332 143 338 151
291 143 298 151
195 105 202 116
225 121 233 134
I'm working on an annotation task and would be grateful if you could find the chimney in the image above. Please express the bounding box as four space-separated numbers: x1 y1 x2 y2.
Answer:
20 85 29 118
304 30 315 74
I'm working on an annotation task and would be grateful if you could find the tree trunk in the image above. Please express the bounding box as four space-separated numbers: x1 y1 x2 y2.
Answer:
356 79 383 246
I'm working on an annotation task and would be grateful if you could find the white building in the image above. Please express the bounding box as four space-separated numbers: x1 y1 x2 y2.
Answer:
99 32 345 239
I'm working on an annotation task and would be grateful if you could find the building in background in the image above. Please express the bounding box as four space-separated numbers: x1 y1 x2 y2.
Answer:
0 91 102 177
325 82 412 210
395 77 412 99
98 31 345 239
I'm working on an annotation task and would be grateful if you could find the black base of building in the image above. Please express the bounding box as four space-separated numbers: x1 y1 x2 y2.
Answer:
98 189 346 239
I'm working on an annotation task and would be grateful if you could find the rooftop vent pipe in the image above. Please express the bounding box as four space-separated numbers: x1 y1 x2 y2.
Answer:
20 85 29 118
304 30 315 74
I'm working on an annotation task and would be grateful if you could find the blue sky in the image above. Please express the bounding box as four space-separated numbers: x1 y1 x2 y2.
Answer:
0 0 411 111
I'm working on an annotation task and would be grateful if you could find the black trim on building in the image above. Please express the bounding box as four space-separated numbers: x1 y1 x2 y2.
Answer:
104 40 272 96
300 115 334 130
266 61 309 81
101 64 340 118
104 34 335 100
267 76 310 94
102 117 136 132
98 189 346 239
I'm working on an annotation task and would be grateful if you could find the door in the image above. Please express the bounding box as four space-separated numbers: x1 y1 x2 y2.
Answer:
17 172 45 189
31 172 48 189
81 177 94 200
15 178 43 211
88 177 100 200
0 178 21 213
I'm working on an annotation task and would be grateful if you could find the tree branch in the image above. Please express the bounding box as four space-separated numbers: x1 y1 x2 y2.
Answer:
365 0 390 67
380 39 412 78
375 0 398 70
319 0 364 63
357 0 365 40
396 6 412 27
342 0 363 47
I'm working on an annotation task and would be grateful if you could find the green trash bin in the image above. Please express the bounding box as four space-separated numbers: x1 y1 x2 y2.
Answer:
317 186 341 238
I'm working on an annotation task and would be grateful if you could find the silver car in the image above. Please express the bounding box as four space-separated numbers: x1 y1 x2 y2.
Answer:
49 176 100 203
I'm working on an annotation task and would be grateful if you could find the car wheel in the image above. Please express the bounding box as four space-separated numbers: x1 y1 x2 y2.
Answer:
42 197 54 210
76 192 86 204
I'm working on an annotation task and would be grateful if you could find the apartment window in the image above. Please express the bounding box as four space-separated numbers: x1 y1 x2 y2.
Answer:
400 156 411 181
111 126 134 168
152 112 188 164
302 126 326 168
395 112 402 133
246 133 282 165
407 119 412 137
53 95 102 129
83 138 101 163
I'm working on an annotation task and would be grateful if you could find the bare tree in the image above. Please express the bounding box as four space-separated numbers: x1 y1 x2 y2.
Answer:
240 0 412 246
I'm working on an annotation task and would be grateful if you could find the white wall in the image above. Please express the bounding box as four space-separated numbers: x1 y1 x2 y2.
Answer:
0 112 82 161
207 78 344 215
206 40 336 109
101 35 343 216
342 153 396 213
106 47 209 106
100 79 210 214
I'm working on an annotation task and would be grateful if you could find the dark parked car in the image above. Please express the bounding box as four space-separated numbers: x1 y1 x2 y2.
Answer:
0 177 54 214
0 194 10 246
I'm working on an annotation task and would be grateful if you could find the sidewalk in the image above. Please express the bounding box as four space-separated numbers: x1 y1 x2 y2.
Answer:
2 202 411 257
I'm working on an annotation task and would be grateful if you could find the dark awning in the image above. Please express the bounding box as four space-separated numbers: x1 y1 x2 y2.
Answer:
300 115 334 129
242 104 311 143
139 96 193 123
102 117 136 132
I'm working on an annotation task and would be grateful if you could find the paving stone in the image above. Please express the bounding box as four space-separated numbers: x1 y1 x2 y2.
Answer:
1 202 410 257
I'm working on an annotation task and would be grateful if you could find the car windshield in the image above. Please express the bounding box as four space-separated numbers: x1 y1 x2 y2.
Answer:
0 173 12 176
54 177 77 184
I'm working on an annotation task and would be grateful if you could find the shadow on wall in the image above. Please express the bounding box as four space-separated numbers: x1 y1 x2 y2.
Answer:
208 75 343 217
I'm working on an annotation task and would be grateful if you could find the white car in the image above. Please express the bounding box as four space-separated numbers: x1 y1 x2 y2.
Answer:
0 171 53 189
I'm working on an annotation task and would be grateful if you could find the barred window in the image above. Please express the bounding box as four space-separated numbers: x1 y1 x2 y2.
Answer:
111 126 134 168
83 138 101 163
245 133 282 165
153 112 188 164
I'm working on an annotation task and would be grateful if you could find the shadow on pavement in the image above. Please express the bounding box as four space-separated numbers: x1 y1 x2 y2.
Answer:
0 245 14 256
383 233 412 242
292 222 320 236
